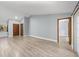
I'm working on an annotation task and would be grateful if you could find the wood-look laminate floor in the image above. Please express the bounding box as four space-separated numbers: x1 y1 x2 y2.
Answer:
0 36 77 57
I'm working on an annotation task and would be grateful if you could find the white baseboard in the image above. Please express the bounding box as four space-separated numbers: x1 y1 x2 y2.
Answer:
29 35 57 43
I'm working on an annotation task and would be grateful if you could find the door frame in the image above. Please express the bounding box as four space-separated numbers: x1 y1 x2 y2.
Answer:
20 24 23 36
57 17 72 46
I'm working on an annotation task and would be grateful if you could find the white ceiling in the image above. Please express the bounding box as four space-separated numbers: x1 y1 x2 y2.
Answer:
0 1 78 16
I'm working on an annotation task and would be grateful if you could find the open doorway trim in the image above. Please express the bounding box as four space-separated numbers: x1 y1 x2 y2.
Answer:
57 17 72 47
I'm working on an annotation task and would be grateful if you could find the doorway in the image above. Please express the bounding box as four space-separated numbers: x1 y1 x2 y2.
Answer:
57 17 72 49
13 24 23 36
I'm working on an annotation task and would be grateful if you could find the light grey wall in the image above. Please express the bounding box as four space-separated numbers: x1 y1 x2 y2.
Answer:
29 13 70 40
73 10 79 56
24 17 30 36
73 14 77 54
